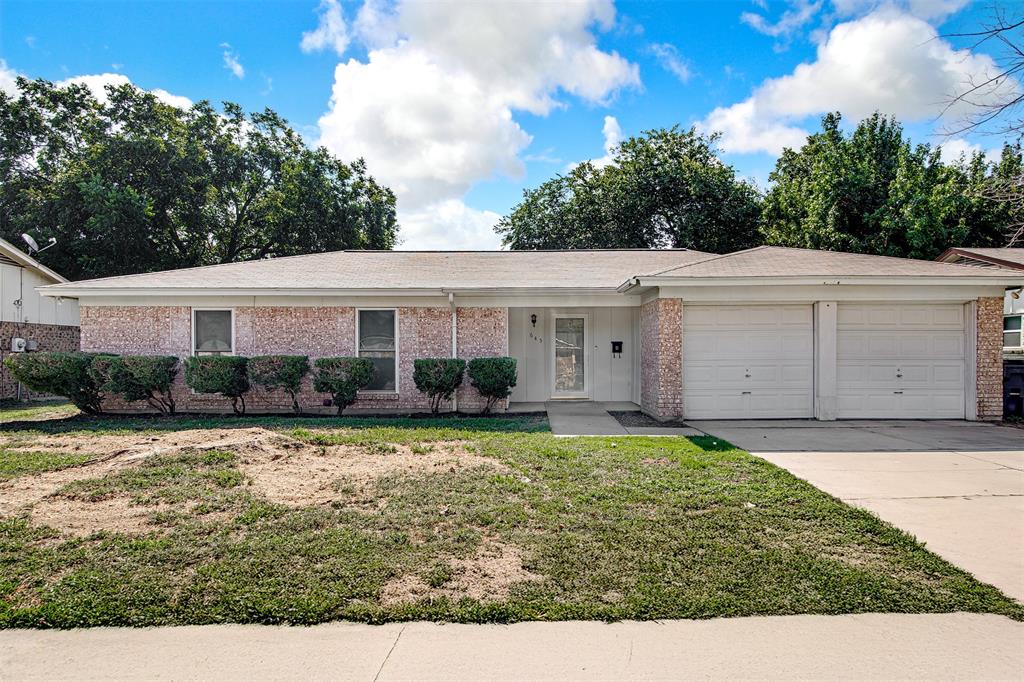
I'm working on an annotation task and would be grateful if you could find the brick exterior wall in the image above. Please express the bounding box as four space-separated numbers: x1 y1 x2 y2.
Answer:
0 321 81 400
457 307 509 411
79 304 508 414
639 298 682 420
976 296 1004 421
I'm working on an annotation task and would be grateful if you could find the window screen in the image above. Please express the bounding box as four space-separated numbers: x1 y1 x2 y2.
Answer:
359 310 396 391
1005 315 1023 349
194 310 233 355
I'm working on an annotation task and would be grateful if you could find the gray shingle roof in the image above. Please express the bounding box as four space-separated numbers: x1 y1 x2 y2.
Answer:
44 249 712 292
642 246 1024 279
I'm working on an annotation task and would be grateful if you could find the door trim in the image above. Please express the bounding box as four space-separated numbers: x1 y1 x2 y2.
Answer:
549 312 590 399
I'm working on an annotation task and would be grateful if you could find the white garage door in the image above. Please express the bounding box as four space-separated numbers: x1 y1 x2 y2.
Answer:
837 303 965 419
683 305 814 419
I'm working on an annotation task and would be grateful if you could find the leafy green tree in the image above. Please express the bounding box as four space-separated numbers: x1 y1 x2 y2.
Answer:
761 112 1022 259
0 78 398 280
497 127 762 253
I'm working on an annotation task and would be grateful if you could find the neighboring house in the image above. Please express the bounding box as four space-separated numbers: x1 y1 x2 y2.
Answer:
0 238 80 400
936 248 1024 359
39 246 1022 421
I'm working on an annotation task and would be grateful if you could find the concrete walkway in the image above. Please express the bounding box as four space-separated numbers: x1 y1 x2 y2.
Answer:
3 613 1022 681
691 420 1024 602
546 402 703 437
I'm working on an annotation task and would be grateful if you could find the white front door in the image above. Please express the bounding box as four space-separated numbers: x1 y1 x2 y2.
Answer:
551 314 589 398
837 303 966 419
682 304 814 419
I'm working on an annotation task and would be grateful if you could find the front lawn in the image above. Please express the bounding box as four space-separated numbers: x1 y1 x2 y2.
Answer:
0 415 1020 627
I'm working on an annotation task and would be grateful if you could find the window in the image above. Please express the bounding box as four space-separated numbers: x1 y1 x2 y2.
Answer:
358 309 397 391
1005 315 1023 349
193 310 233 355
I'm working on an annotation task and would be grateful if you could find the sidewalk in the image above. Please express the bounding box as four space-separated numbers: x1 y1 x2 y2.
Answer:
3 613 1022 681
545 401 702 437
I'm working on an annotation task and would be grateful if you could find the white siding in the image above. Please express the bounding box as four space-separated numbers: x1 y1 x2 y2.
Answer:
509 306 636 403
0 262 79 326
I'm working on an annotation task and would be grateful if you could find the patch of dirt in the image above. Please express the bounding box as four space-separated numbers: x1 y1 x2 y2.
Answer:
28 496 169 538
380 541 542 605
1 427 506 536
239 441 504 507
0 428 294 517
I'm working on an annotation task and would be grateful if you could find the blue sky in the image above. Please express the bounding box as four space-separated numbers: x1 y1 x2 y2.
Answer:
0 0 1014 249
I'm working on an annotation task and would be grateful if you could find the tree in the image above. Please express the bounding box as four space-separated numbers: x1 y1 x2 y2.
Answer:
760 112 1022 260
496 127 762 253
940 7 1024 245
0 78 398 280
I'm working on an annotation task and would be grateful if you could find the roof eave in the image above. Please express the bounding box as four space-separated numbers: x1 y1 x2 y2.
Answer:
38 285 636 298
636 275 1024 287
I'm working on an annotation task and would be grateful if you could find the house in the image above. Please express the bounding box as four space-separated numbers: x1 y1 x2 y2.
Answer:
38 246 1022 420
936 247 1024 359
0 237 81 400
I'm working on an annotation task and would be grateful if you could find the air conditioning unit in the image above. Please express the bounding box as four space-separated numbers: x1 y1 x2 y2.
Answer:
10 337 26 353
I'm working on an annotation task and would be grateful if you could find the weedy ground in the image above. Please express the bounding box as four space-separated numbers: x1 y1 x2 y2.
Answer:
0 405 1020 628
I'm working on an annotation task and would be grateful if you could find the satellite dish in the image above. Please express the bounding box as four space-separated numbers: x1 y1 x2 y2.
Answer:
21 233 39 253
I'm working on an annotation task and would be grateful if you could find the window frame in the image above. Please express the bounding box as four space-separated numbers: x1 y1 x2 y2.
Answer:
1005 313 1024 350
191 308 235 357
356 308 399 394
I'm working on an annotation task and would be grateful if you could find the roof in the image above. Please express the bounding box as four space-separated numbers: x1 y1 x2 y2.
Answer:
936 247 1024 270
0 237 68 284
40 246 1023 298
39 249 712 294
635 246 1024 280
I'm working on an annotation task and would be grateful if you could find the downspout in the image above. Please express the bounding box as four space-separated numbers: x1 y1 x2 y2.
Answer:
449 292 458 413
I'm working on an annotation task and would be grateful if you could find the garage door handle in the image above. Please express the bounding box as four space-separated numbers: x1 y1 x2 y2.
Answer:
741 391 752 395
893 391 903 394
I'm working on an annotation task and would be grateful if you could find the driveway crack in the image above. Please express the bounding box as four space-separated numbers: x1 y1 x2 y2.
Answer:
373 624 406 682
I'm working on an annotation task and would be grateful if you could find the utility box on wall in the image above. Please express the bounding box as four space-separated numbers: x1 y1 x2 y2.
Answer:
1005 361 1024 419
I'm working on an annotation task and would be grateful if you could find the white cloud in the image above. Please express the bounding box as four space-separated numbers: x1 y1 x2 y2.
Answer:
648 42 691 83
397 200 503 250
939 138 1002 164
300 0 350 56
0 59 21 96
221 43 245 79
320 47 532 209
316 0 638 248
741 0 822 40
832 0 970 22
703 10 1019 155
58 72 193 109
583 115 623 169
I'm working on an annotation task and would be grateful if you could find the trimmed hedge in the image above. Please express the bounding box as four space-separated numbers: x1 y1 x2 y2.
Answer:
467 357 517 414
413 358 466 414
249 355 309 413
184 356 250 414
90 355 179 414
3 351 109 414
312 357 374 415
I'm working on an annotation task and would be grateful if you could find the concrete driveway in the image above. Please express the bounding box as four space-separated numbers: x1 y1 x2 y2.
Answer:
689 420 1024 601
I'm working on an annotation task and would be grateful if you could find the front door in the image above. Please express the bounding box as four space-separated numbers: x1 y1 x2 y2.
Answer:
552 314 588 398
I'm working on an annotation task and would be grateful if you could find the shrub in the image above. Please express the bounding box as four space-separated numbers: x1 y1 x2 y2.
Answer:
466 357 517 414
3 351 108 414
248 355 309 413
184 356 250 414
312 357 374 415
90 355 179 414
413 358 466 414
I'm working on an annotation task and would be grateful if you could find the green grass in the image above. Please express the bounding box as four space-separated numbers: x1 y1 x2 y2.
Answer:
0 401 79 424
0 418 1021 628
0 449 95 481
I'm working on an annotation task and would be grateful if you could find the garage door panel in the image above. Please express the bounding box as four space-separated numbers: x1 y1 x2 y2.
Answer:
837 303 965 419
683 305 813 420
